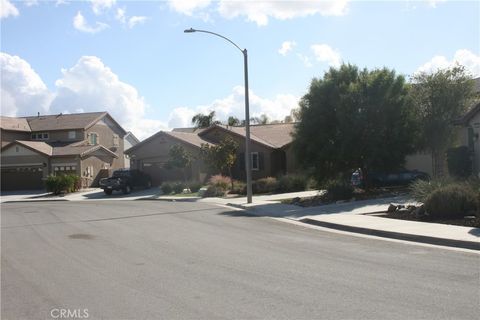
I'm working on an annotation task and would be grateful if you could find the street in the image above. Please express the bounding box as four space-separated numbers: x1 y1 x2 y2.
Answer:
1 200 479 319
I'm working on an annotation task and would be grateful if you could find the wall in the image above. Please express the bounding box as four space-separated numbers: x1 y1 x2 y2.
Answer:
128 133 205 184
85 118 125 170
1 144 49 180
30 129 83 143
80 152 114 187
1 130 30 145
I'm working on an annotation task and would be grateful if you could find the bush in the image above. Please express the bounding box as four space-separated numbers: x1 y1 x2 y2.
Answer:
187 181 202 193
160 182 173 195
424 184 478 219
203 185 227 197
230 180 246 195
447 146 472 178
45 174 80 195
208 175 231 191
324 179 354 201
276 174 309 193
172 181 186 194
253 177 278 194
409 177 455 203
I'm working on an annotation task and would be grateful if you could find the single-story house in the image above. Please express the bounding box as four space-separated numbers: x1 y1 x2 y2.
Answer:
125 123 298 185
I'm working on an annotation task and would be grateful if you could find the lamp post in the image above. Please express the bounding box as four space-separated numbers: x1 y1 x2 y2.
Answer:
184 28 253 203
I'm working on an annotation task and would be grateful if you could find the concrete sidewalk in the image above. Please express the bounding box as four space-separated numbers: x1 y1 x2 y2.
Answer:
226 195 480 251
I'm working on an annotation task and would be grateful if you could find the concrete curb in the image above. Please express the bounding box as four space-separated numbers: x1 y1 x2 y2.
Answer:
226 202 480 251
299 218 480 251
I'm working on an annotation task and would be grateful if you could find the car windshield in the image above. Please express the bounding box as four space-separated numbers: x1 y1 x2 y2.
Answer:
112 170 130 177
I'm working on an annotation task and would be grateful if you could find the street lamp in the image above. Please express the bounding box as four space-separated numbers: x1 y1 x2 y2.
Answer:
184 27 253 203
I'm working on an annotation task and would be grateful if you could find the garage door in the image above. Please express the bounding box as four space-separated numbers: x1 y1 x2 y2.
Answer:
1 167 44 191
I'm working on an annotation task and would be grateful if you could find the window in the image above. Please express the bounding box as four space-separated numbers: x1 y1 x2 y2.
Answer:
251 152 259 171
68 131 76 139
113 134 119 147
15 146 19 152
31 132 49 140
89 133 98 145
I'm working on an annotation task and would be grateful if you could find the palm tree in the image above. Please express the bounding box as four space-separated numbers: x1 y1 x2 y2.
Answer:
191 111 220 128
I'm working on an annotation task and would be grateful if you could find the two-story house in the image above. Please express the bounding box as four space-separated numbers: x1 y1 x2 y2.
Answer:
0 112 127 190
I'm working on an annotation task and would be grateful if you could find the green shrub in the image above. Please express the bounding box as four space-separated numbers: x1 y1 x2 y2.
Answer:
424 184 477 219
160 182 172 195
409 177 454 203
253 177 278 194
324 179 354 201
276 174 309 193
187 181 202 193
172 181 186 194
45 174 80 195
230 180 246 195
203 185 227 197
447 146 473 178
208 175 231 191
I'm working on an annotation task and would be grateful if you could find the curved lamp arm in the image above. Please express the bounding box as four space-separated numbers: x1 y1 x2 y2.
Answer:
184 28 245 54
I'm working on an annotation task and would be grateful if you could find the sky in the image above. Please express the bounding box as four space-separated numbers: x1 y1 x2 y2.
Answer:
1 0 479 140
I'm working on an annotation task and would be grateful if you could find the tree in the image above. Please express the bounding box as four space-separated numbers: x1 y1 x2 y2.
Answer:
251 114 269 125
200 136 239 188
293 64 417 184
192 111 220 128
410 65 475 177
227 116 240 126
165 145 193 181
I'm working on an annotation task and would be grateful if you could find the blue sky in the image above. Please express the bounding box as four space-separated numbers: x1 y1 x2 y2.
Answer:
1 0 479 139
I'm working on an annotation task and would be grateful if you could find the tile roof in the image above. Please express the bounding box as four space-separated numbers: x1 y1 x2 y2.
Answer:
10 140 53 156
0 116 31 132
24 112 107 131
200 123 296 149
164 131 212 148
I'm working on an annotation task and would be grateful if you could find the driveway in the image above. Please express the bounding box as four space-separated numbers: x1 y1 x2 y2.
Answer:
2 200 478 319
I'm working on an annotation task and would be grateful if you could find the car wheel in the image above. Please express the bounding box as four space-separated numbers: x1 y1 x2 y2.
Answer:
123 185 131 194
104 189 112 195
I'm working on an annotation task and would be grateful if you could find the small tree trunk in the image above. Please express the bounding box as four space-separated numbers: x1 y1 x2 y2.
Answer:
228 166 234 191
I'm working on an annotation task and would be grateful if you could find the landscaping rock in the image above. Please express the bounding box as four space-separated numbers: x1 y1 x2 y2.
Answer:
387 204 397 213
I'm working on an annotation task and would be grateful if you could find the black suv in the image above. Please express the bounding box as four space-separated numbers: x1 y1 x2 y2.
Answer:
99 169 152 195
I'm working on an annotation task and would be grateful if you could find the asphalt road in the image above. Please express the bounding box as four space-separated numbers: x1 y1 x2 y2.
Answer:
1 200 479 320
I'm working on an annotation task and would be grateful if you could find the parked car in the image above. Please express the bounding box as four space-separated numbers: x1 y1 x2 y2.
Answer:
351 169 429 188
99 169 152 195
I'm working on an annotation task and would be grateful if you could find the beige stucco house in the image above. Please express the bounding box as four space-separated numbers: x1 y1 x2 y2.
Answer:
125 123 298 185
1 112 127 190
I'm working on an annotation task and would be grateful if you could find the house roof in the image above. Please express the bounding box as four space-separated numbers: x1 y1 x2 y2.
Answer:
24 111 108 131
1 140 118 158
454 102 480 125
125 130 212 154
0 116 31 132
1 140 53 156
52 144 118 158
200 123 296 149
165 131 212 148
124 131 140 144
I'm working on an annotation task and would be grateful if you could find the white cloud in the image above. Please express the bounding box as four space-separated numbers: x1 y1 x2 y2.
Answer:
278 41 296 56
1 0 19 19
218 0 349 26
168 0 212 16
115 7 126 23
168 86 299 128
427 0 446 8
0 52 52 117
73 11 109 34
91 0 116 15
297 53 313 68
311 44 341 67
416 49 480 77
128 16 147 29
49 56 165 139
24 0 38 7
